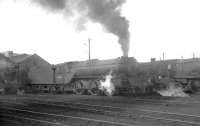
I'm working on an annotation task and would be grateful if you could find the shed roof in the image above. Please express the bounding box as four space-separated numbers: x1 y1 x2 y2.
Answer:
9 54 31 63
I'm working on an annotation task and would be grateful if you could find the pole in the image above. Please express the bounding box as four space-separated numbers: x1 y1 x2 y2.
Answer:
88 38 91 64
15 63 20 85
52 65 56 83
181 56 184 74
162 52 165 61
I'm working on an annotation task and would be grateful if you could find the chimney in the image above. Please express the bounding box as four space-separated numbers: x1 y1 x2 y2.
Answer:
4 51 13 57
151 58 156 62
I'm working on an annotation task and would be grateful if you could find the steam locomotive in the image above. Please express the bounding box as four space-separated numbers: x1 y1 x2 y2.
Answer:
69 56 138 95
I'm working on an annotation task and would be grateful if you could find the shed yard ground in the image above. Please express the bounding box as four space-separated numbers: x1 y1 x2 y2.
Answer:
0 93 200 115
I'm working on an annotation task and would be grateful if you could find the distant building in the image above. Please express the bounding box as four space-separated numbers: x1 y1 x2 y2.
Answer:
0 53 14 69
1 51 18 57
0 53 15 93
176 58 200 76
1 51 53 84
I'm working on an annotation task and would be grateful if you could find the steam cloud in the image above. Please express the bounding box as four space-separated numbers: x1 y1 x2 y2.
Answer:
157 83 189 97
99 71 115 96
31 0 130 56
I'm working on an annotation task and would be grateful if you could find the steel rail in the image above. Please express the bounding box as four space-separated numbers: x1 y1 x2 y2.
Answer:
24 99 200 119
2 95 200 106
20 100 200 126
0 113 70 126
0 106 134 126
1 100 200 126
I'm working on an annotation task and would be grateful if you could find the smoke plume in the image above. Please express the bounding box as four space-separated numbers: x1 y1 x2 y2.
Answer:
31 0 129 56
33 0 66 11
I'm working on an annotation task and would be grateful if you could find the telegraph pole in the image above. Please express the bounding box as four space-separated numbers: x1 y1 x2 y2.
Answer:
162 52 165 61
193 53 195 59
88 38 91 64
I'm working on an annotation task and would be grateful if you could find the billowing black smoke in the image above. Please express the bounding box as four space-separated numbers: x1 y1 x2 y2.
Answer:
33 0 66 11
32 0 129 57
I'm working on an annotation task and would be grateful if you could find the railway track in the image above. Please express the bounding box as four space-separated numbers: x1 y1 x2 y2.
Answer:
0 104 134 126
1 100 200 126
0 112 68 126
132 98 200 106
82 97 200 106
30 100 200 126
2 94 200 107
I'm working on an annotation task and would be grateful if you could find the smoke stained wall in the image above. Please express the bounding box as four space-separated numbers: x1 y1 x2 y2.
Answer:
31 0 130 57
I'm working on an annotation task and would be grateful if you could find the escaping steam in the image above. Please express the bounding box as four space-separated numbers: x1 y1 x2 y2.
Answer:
99 71 115 96
157 83 189 97
31 0 129 56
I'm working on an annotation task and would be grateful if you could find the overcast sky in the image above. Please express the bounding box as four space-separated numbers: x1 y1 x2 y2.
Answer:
0 0 200 64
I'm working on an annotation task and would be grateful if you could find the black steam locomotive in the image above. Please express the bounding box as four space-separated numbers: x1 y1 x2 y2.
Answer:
69 57 138 95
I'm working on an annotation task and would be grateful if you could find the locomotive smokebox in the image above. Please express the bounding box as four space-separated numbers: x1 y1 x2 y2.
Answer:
118 56 131 75
111 56 137 95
